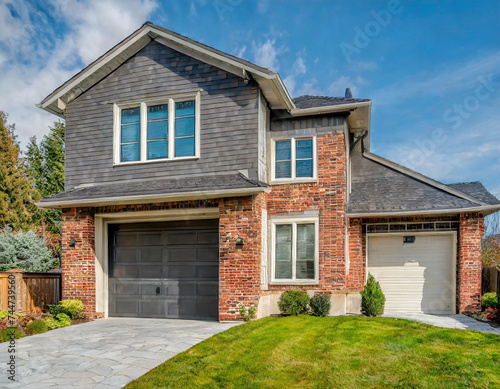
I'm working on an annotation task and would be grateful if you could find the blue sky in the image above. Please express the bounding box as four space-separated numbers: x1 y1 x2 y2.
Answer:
1 0 499 196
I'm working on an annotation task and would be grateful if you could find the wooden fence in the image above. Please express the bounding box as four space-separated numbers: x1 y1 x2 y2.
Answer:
482 266 500 295
0 270 61 312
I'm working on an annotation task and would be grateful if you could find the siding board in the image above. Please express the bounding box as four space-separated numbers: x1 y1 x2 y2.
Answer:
65 41 259 189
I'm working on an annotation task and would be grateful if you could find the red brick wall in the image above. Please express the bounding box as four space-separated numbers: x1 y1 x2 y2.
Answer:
346 218 364 290
61 207 96 312
266 132 347 291
219 194 265 320
458 212 484 312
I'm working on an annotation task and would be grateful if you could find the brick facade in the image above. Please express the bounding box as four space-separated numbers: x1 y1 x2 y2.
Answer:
346 218 364 290
219 194 265 320
61 207 97 312
266 132 347 292
458 212 484 312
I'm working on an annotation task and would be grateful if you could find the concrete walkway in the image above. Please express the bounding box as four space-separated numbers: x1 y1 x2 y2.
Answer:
384 312 500 335
0 318 238 388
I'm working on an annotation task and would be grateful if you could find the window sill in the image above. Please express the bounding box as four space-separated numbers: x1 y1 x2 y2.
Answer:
269 280 319 286
270 178 317 186
113 156 199 167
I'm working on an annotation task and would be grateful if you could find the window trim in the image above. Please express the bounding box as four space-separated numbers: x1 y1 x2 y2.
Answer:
270 135 317 184
270 216 319 285
113 91 201 165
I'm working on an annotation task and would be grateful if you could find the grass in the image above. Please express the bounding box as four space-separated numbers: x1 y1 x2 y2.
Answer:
127 316 500 388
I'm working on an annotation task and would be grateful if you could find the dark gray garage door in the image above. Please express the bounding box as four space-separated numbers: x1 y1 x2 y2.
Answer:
108 219 219 320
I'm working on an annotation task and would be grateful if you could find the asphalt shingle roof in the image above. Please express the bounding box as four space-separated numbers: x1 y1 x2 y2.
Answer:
292 95 370 109
347 152 498 214
40 173 266 204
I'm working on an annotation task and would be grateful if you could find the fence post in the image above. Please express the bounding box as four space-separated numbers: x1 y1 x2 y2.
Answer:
6 269 24 313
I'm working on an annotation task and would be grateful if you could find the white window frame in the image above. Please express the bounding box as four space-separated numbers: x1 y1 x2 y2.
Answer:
270 216 319 284
270 135 317 184
113 91 201 165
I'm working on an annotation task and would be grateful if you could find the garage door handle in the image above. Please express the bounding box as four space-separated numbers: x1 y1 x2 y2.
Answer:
156 286 161 295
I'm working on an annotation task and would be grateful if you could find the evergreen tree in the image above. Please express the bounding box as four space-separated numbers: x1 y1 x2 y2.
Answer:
0 112 40 230
25 121 65 234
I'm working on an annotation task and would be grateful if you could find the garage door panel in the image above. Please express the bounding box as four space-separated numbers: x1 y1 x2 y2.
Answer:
109 220 219 320
368 234 454 314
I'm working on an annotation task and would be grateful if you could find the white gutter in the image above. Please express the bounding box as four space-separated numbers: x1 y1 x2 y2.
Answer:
348 203 500 218
35 187 268 209
290 101 371 117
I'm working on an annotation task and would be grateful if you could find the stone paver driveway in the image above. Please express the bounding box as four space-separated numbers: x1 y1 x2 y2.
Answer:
383 313 500 335
0 318 238 388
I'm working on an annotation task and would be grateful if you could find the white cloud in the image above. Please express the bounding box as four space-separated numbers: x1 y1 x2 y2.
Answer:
327 75 365 97
257 1 269 14
252 38 281 71
349 60 377 72
235 45 247 59
189 2 197 18
283 56 307 96
0 0 158 146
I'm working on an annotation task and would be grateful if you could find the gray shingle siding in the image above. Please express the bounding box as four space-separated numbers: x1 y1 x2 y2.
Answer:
64 41 259 190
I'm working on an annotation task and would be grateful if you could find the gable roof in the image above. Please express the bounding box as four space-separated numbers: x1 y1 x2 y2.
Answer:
348 151 500 217
38 22 294 116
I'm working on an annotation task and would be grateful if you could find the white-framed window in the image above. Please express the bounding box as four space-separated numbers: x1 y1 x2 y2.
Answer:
270 217 319 283
113 91 201 165
271 136 317 182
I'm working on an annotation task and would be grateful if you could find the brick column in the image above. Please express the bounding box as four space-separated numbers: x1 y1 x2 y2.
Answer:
61 207 96 313
218 194 265 321
346 218 364 290
458 212 484 312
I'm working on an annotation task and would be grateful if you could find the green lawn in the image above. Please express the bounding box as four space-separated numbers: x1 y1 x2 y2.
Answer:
127 316 500 389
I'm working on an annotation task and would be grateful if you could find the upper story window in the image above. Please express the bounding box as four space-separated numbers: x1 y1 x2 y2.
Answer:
113 91 200 165
271 136 317 183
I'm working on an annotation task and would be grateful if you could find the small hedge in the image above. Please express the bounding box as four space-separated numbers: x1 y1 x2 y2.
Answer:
278 290 310 315
310 294 331 317
482 292 498 309
361 273 386 317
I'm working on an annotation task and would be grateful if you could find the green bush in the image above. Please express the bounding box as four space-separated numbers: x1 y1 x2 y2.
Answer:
278 290 310 316
44 317 61 330
0 327 23 342
0 311 9 320
310 294 331 317
60 300 85 319
0 227 58 272
482 292 498 309
26 319 48 335
361 273 386 317
47 304 71 318
238 305 256 322
55 313 71 327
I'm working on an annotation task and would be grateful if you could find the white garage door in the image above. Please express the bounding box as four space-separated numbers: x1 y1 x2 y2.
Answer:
367 234 455 314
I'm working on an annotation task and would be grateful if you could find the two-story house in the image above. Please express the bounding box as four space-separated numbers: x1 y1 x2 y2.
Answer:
37 22 500 321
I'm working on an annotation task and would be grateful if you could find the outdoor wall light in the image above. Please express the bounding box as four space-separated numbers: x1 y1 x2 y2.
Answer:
235 237 244 246
69 238 76 248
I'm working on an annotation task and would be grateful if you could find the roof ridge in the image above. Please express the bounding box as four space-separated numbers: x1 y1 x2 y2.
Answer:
362 152 487 206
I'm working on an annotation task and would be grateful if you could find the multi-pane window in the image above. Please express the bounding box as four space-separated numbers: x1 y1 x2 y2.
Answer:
147 104 168 159
273 137 315 180
273 220 318 282
120 107 141 162
114 94 199 164
175 101 195 157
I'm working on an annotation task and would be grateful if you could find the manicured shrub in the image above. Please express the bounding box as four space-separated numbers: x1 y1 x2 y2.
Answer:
47 304 71 318
44 317 61 330
361 273 386 317
55 313 71 327
60 300 85 319
310 294 331 317
0 227 57 272
26 319 48 335
0 327 23 342
278 290 310 316
482 292 498 309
